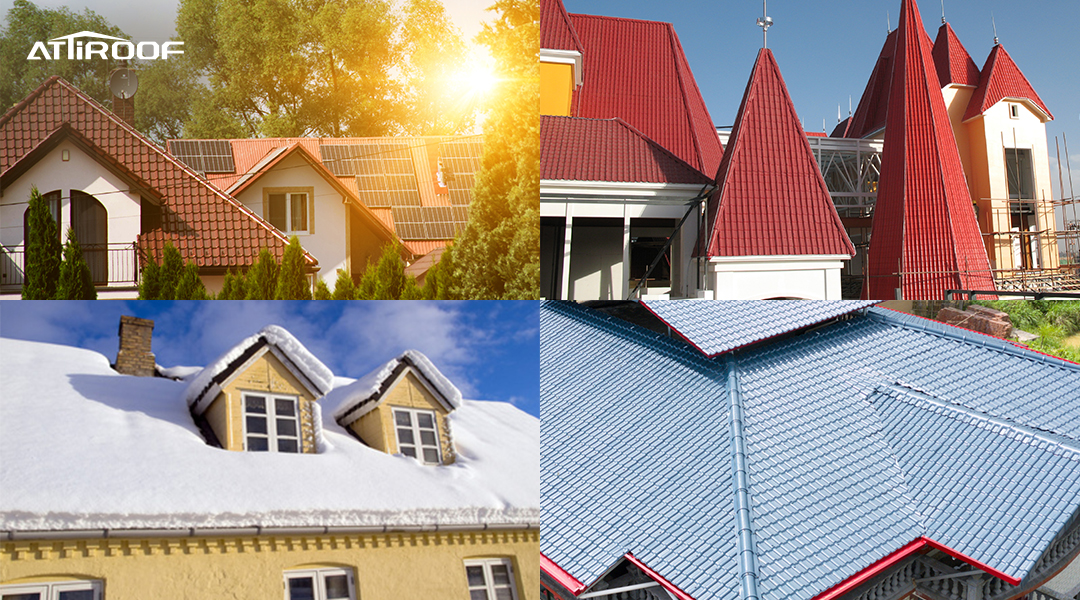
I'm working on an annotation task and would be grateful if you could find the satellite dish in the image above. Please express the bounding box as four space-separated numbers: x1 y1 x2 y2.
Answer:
109 68 139 99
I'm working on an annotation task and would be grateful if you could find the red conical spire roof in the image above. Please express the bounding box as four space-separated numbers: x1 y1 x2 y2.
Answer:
864 0 995 300
846 29 898 139
932 22 980 87
704 49 853 258
963 44 1053 122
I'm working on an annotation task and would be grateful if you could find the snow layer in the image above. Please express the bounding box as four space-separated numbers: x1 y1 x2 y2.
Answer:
331 350 462 425
0 337 538 532
185 325 335 414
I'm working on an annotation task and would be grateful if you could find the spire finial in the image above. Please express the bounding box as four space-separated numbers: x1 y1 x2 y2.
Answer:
849 95 853 117
941 0 946 24
756 0 773 48
992 13 999 45
887 11 892 33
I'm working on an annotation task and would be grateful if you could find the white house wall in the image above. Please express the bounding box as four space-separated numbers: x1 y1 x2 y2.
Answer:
234 153 348 284
705 255 847 300
0 139 140 248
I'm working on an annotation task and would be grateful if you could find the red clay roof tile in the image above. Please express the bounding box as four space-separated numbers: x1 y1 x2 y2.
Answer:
541 0 583 54
704 49 854 259
541 116 711 185
864 0 995 300
567 13 723 177
963 43 1053 122
847 30 898 139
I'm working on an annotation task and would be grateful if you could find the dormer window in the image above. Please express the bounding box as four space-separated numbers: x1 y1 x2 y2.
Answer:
393 407 442 464
1009 103 1020 119
244 393 301 453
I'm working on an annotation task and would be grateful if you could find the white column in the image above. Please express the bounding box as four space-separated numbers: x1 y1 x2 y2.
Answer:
560 214 573 300
621 212 631 300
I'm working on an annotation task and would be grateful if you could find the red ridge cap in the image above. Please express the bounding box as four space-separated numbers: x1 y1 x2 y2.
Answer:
540 552 586 595
623 553 697 600
811 537 1020 600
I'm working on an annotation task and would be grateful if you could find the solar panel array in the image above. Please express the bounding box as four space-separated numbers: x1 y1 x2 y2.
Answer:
392 206 470 240
169 140 236 174
438 139 483 206
320 144 420 207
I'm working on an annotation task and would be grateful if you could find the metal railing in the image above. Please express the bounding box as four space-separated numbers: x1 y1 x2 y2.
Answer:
1 243 139 291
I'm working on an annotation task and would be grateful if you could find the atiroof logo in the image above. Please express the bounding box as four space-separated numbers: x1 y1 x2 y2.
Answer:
27 31 183 61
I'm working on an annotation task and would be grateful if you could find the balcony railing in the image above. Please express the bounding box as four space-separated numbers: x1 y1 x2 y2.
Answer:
1 243 139 291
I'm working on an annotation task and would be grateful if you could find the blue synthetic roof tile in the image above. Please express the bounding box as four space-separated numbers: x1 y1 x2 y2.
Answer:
541 301 1080 600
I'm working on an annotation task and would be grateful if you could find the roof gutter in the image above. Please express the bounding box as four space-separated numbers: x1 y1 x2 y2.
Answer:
809 537 1021 600
3 522 539 542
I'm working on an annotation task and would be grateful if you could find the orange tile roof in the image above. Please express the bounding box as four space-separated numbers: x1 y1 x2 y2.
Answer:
0 77 313 271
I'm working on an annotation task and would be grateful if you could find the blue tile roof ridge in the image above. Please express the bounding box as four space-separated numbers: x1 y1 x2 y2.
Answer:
541 301 720 371
877 382 1080 455
866 307 1080 372
727 354 762 600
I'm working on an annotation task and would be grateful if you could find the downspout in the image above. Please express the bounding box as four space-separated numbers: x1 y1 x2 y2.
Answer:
727 354 761 600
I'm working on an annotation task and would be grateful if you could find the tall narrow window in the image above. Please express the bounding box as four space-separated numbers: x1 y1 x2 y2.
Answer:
243 393 301 453
1005 148 1035 200
22 189 62 244
465 559 518 600
266 191 310 234
71 190 108 284
284 568 355 600
393 407 441 465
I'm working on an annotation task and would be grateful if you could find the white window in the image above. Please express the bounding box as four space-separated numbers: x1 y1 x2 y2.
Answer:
464 559 518 600
0 580 102 600
244 393 301 453
1009 103 1020 119
283 568 354 600
393 407 442 465
267 191 309 234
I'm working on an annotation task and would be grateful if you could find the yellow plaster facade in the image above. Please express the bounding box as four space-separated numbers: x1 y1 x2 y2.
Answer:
205 349 320 453
1 529 539 600
540 62 575 116
346 370 455 464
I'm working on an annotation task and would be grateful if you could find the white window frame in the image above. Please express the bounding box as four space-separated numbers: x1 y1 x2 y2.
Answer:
392 407 442 465
264 187 313 235
282 567 355 600
242 392 302 453
464 558 519 600
1009 103 1021 119
0 580 103 600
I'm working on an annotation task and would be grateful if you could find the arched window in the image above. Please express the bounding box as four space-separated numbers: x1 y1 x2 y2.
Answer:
71 190 108 284
21 189 62 245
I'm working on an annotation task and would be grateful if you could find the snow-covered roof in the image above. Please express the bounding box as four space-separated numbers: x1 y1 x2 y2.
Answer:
185 325 335 415
332 350 462 426
0 337 538 533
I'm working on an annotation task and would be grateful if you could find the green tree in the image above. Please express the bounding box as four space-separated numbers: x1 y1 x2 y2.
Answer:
138 241 191 300
56 228 97 299
216 270 246 300
138 255 163 300
174 262 210 299
133 56 205 144
331 268 357 300
396 0 474 135
245 248 279 300
444 0 539 299
356 241 408 299
313 278 332 300
1 0 128 110
22 186 62 299
274 236 313 300
159 243 185 300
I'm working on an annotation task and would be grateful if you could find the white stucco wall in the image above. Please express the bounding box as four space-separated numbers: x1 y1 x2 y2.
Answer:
1 139 141 248
233 153 348 284
704 255 848 300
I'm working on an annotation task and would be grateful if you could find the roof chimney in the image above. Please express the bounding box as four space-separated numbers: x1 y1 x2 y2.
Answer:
115 315 156 376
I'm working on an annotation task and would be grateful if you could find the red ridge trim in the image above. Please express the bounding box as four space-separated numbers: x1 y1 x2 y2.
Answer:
636 302 711 357
541 552 586 595
623 553 697 600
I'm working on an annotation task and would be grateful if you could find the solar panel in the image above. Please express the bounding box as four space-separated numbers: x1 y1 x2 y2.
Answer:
391 206 470 240
169 140 236 173
321 144 420 207
438 139 483 206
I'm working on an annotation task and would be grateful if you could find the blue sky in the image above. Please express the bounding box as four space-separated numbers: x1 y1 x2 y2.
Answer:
0 301 540 417
564 0 1080 199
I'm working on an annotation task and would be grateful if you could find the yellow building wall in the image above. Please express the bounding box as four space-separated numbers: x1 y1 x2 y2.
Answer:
347 370 455 464
540 62 574 116
964 101 1059 272
212 350 320 453
2 529 539 600
942 85 976 185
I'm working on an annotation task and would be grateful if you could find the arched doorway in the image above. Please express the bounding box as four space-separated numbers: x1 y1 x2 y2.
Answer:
71 191 108 284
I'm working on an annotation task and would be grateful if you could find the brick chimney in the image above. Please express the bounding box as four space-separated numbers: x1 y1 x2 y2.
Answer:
115 315 156 376
112 94 135 126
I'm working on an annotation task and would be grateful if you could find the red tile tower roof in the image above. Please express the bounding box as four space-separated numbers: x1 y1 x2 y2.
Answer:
541 116 711 185
846 30 898 139
932 23 981 87
863 0 995 300
568 13 723 178
703 49 854 259
963 44 1053 122
541 0 583 54
0 77 313 271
